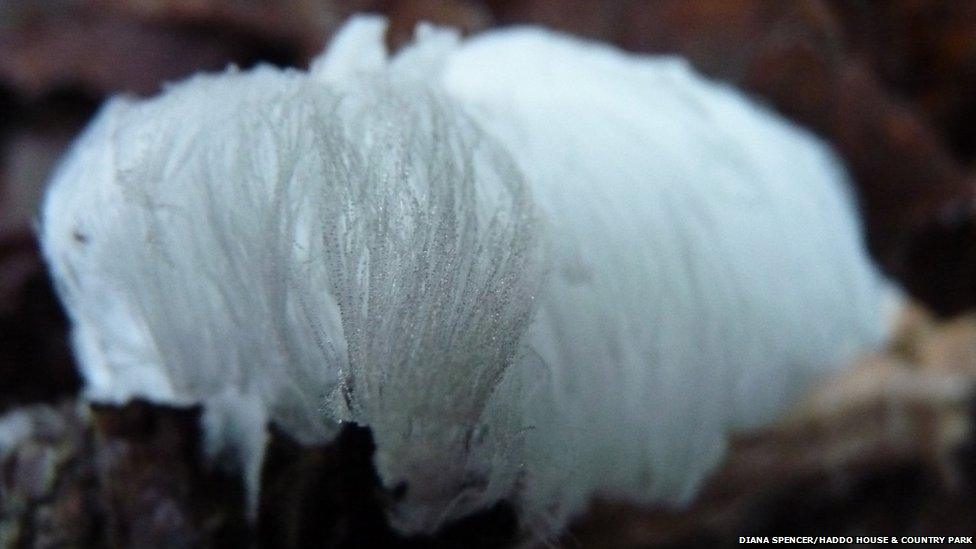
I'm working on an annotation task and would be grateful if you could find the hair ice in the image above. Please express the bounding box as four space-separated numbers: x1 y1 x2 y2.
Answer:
40 15 894 539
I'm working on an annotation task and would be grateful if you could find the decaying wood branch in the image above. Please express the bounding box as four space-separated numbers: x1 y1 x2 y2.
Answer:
2 306 974 547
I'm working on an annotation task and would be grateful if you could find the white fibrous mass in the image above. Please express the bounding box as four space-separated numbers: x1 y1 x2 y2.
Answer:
40 15 895 538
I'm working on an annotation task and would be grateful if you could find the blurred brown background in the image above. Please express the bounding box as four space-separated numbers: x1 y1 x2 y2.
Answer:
2 1 976 547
